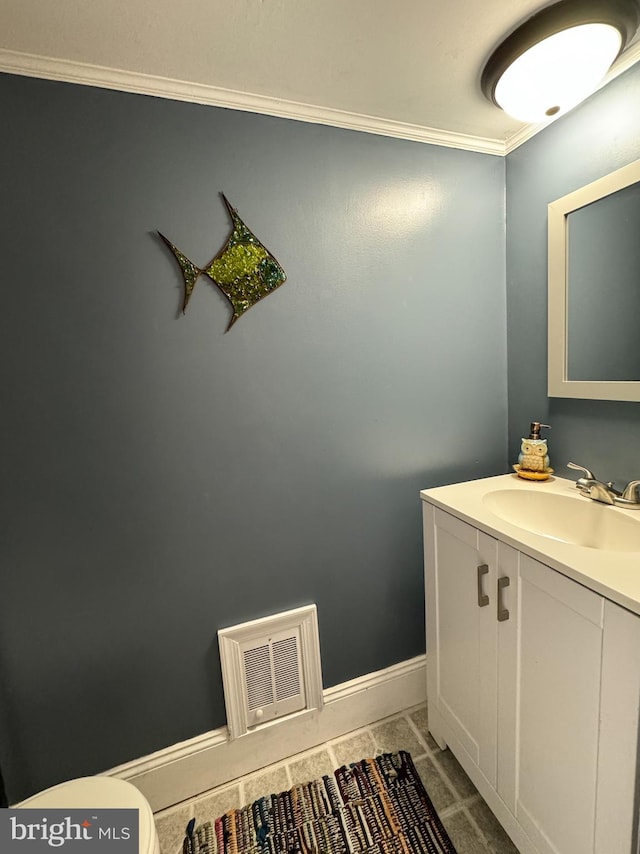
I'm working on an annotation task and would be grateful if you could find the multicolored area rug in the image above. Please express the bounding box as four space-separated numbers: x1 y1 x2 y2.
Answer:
183 751 458 854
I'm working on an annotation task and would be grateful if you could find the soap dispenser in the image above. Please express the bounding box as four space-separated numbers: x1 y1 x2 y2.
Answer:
514 422 553 480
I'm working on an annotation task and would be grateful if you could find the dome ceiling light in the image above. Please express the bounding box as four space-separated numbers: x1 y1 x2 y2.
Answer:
481 0 640 123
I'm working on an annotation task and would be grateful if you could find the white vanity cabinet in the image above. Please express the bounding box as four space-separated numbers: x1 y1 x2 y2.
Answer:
422 499 640 854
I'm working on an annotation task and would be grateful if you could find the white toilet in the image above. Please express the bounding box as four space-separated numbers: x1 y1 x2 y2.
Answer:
17 776 160 854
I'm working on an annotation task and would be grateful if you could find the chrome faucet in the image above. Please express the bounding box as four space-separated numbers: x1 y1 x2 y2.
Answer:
619 480 640 506
567 462 617 504
567 463 640 509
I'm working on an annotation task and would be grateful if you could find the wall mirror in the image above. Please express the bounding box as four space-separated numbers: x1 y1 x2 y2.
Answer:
548 158 640 401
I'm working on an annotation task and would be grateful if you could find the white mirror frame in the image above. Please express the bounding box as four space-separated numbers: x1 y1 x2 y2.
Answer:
548 158 640 401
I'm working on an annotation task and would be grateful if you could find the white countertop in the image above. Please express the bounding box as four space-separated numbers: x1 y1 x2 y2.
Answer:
421 473 640 615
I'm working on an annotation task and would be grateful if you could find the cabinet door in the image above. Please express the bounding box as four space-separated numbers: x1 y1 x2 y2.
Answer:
594 599 640 854
424 505 498 786
499 550 605 854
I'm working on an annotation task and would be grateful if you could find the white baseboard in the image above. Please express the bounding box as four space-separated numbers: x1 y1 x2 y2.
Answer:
106 654 427 812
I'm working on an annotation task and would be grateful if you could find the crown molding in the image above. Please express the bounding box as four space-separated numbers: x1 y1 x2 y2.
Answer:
0 48 506 156
5 44 637 158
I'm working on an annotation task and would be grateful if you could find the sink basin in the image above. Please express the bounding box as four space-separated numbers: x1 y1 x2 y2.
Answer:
482 489 640 552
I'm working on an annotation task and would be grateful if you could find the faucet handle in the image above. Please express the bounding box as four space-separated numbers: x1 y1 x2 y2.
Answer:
621 480 640 501
567 462 596 481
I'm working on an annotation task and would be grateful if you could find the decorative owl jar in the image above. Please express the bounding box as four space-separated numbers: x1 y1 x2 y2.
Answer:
514 422 553 480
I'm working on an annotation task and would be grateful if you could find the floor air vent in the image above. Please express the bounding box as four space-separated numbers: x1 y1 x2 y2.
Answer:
219 605 323 739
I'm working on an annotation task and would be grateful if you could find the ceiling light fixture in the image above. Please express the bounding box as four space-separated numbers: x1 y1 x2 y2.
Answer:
481 0 640 123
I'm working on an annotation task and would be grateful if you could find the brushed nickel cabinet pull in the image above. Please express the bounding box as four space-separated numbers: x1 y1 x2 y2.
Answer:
497 576 510 622
477 564 489 607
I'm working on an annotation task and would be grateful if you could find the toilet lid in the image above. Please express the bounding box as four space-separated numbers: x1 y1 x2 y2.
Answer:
17 776 157 854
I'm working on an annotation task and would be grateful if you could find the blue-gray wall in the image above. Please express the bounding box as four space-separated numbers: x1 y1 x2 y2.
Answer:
506 63 640 485
0 74 507 802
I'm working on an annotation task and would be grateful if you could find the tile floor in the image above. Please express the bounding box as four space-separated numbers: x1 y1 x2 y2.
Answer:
154 703 519 854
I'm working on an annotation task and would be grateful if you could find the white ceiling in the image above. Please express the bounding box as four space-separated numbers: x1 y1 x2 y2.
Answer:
1 0 639 154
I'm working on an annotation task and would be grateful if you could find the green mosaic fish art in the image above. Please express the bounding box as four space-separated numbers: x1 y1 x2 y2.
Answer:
158 195 287 330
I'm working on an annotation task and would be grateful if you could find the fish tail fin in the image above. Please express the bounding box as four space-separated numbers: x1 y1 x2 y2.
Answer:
158 231 201 313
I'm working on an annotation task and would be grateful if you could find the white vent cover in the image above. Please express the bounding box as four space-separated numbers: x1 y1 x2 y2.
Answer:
218 604 323 739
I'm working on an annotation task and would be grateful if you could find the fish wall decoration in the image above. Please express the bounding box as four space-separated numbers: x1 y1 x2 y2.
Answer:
158 194 287 331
